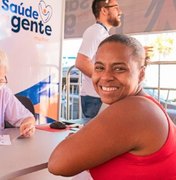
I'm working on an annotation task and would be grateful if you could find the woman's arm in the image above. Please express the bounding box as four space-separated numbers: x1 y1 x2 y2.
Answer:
48 96 168 176
48 98 137 176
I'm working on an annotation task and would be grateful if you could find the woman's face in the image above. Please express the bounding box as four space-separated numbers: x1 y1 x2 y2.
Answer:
92 42 144 105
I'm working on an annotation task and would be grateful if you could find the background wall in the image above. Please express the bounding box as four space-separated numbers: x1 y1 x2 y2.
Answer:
65 0 176 38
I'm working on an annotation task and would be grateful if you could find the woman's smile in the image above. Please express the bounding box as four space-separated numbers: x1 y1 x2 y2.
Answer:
101 86 119 92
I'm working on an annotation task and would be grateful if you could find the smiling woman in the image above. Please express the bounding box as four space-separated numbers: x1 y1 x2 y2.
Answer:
92 35 145 104
48 34 176 179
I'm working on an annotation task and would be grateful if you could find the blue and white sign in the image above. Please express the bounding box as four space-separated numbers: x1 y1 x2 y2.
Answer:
0 0 65 123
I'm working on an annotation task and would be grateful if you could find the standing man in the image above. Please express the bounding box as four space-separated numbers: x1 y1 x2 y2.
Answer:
75 0 122 118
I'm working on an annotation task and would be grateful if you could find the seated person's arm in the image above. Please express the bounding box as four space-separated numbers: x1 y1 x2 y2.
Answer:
4 88 35 137
48 96 168 176
48 101 136 176
48 97 142 176
20 116 35 137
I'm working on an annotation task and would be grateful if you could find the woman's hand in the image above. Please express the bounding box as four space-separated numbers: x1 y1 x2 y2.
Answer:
20 117 35 137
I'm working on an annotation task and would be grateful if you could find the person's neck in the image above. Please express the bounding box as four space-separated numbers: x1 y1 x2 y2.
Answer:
96 19 111 31
135 87 146 96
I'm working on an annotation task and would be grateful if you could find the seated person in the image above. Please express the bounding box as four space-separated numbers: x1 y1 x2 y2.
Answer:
0 49 35 137
48 34 176 179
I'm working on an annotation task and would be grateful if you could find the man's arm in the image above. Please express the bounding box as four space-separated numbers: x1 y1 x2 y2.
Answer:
75 53 94 78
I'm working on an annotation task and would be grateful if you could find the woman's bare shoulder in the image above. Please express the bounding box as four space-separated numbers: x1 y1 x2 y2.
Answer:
100 95 154 120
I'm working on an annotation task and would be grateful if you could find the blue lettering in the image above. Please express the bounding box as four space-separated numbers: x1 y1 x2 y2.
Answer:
45 26 52 36
38 21 44 34
2 1 39 20
22 19 30 30
18 3 25 16
33 11 38 20
25 6 33 18
11 16 20 33
10 3 18 14
2 1 51 36
31 20 38 33
11 16 52 36
2 0 9 11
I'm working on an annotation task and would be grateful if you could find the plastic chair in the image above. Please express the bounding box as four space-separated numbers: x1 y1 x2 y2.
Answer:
15 95 35 116
5 95 35 128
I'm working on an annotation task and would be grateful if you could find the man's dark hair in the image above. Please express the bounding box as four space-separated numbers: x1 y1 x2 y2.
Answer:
92 0 109 18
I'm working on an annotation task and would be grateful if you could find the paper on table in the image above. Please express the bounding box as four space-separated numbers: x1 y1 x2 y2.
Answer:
0 135 11 145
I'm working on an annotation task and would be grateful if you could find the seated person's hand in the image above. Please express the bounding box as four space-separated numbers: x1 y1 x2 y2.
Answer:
20 117 35 137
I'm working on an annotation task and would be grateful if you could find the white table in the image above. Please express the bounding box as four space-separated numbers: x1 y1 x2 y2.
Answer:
0 128 70 179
